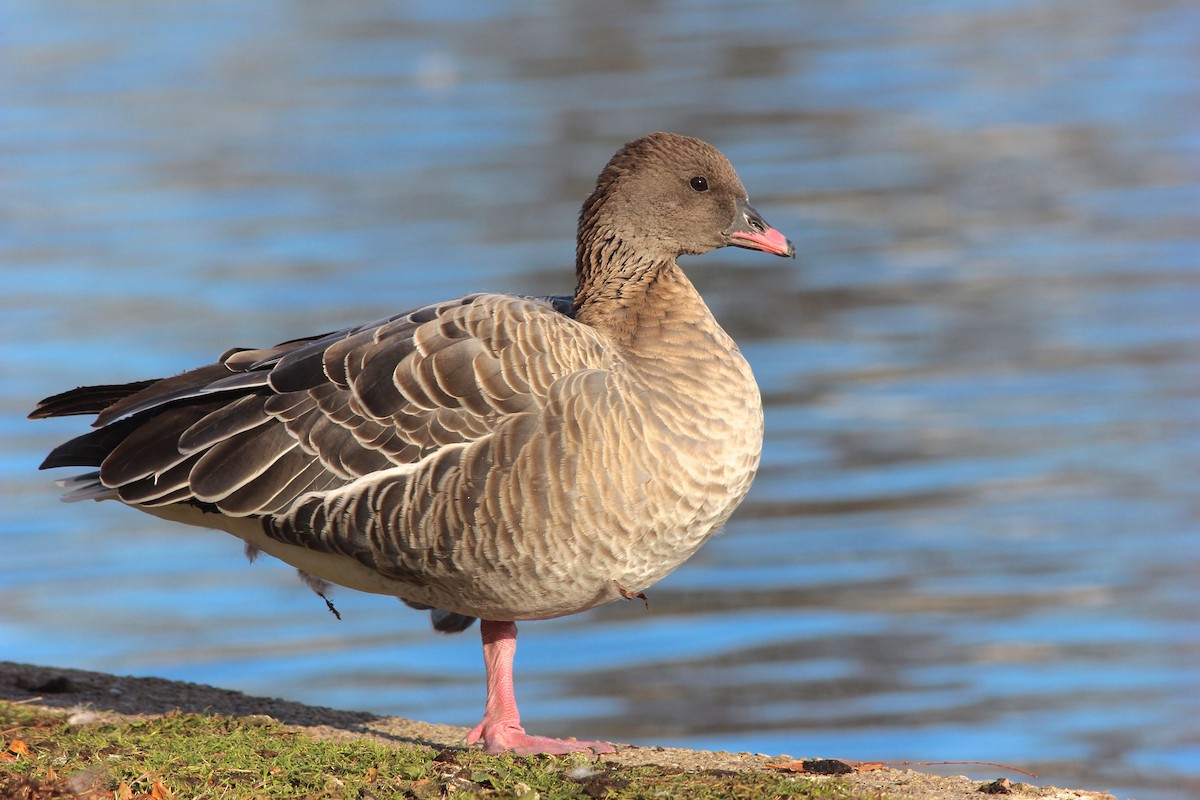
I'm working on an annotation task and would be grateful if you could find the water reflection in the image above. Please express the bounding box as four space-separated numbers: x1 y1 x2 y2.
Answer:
2 2 1197 799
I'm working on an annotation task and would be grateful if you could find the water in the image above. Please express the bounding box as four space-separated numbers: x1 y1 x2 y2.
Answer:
2 2 1197 798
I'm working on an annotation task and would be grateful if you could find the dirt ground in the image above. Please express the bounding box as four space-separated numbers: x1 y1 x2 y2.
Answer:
0 661 1113 800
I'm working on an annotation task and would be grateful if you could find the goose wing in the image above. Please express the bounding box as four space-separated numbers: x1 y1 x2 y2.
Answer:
34 293 605 521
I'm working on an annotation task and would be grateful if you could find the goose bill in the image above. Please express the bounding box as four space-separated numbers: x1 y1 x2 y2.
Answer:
725 200 796 258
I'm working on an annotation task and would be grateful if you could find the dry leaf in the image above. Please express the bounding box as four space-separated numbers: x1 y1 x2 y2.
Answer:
8 739 30 756
116 781 134 800
150 779 175 799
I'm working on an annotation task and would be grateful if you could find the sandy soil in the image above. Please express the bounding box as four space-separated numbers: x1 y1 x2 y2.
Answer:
1 661 1113 800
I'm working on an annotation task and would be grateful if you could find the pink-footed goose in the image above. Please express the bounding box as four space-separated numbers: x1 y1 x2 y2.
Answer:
31 132 795 755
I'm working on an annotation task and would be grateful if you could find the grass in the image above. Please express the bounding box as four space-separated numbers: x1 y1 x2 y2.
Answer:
0 700 880 800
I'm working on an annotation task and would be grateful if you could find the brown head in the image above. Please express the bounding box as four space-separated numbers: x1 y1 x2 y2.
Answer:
576 132 795 272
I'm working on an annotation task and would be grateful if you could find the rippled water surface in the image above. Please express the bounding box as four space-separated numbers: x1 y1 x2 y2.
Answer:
2 2 1197 798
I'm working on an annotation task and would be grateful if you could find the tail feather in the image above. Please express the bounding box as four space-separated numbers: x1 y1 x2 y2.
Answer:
94 364 244 426
38 417 142 470
29 381 156 420
57 472 119 502
31 367 257 472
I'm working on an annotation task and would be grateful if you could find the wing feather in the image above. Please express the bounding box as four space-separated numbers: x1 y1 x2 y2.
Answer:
216 446 322 516
353 337 416 416
117 454 202 505
189 423 302 503
101 403 220 485
94 364 240 427
178 394 271 455
38 294 618 572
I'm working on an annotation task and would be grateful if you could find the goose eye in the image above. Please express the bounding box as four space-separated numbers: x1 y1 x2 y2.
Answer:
689 176 709 192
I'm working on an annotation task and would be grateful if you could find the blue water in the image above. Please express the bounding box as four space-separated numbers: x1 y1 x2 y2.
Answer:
2 2 1197 799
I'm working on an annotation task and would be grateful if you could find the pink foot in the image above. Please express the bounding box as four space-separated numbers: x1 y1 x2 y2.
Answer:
467 620 615 756
467 719 615 755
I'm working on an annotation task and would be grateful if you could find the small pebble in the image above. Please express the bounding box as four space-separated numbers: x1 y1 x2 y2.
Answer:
979 777 1014 794
242 714 277 726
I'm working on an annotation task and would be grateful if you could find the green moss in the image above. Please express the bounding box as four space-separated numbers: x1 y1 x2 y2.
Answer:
0 701 879 799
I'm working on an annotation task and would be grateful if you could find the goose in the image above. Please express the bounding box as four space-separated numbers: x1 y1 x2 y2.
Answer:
30 132 795 755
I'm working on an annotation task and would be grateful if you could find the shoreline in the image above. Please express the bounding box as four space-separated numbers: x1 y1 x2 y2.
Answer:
1 661 1114 799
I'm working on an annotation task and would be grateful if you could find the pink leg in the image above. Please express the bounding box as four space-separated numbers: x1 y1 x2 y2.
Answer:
465 620 615 755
